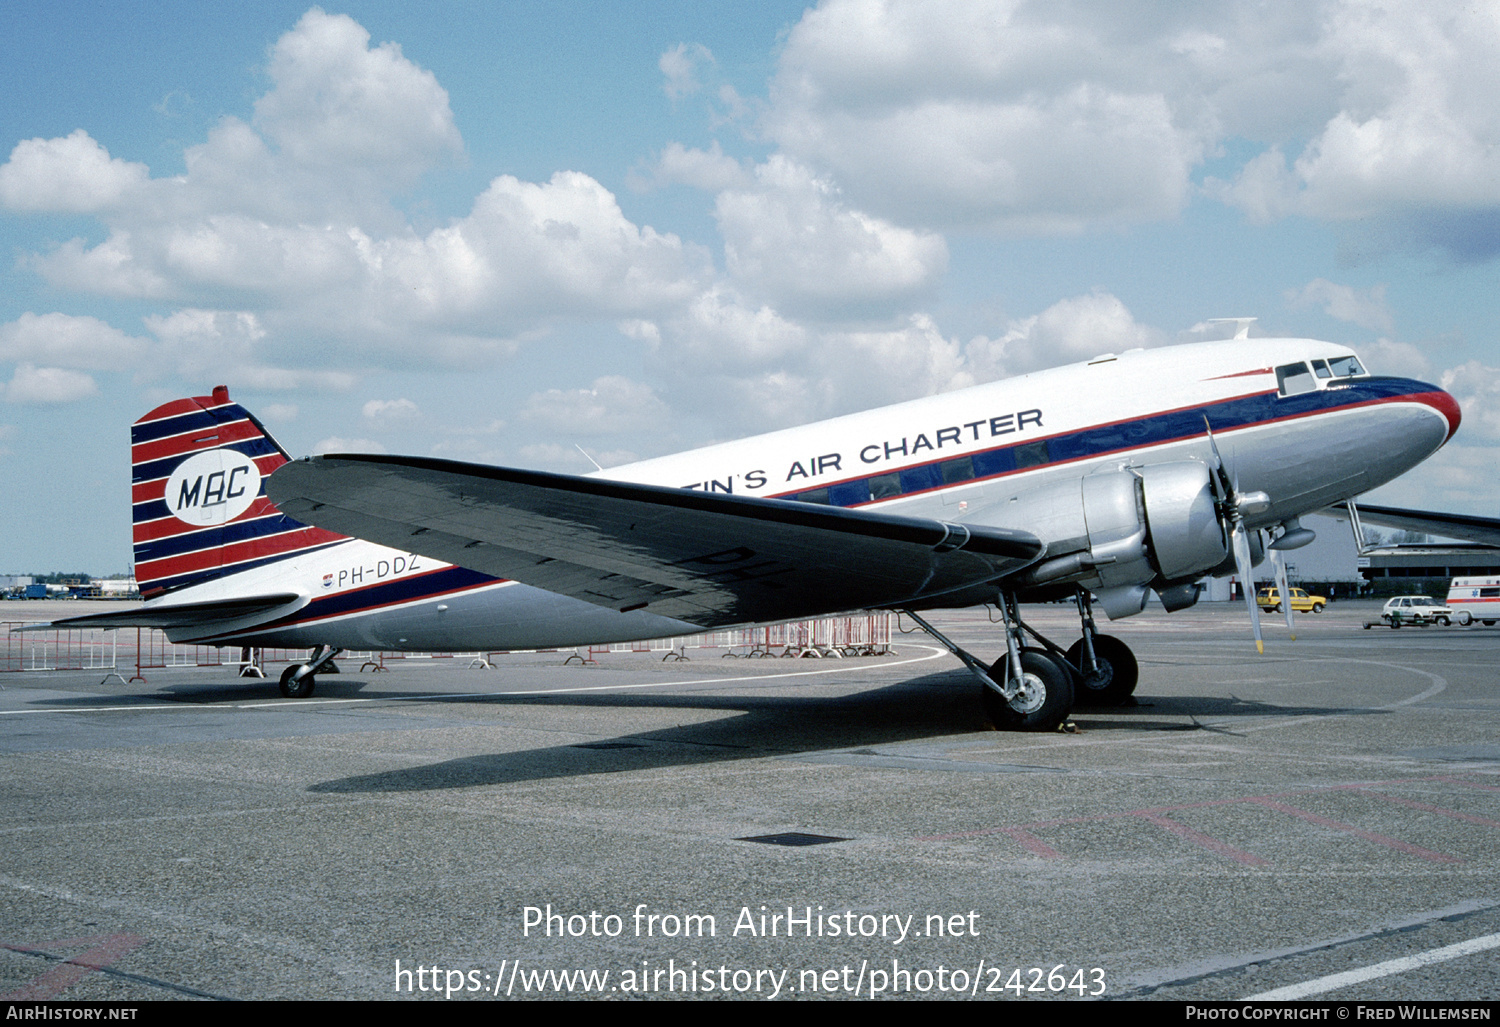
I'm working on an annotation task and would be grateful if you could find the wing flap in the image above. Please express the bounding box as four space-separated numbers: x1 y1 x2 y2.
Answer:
268 455 1043 628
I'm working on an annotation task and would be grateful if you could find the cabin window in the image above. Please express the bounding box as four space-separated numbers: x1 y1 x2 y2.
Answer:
828 480 871 507
868 472 901 500
1275 362 1317 396
1327 355 1365 378
1014 440 1049 469
794 488 830 505
940 455 975 484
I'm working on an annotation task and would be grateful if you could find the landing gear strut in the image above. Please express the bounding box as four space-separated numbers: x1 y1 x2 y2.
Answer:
278 645 343 698
1064 590 1138 706
904 597 1075 732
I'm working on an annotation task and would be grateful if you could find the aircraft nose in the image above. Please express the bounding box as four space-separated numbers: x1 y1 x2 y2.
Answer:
1424 384 1462 442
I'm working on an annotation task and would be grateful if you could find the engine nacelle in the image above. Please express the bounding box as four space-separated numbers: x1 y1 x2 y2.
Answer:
979 462 1230 606
1136 462 1232 581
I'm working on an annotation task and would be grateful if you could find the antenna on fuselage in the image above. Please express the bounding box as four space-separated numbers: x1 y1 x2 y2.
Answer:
1208 317 1257 340
575 444 604 471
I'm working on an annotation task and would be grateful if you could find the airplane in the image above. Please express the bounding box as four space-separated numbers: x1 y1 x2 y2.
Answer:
40 335 1461 731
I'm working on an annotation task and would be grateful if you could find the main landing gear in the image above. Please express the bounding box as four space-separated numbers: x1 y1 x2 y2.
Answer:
904 588 1139 731
278 645 344 698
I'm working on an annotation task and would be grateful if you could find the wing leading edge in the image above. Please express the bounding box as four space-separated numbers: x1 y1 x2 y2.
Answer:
268 455 1044 629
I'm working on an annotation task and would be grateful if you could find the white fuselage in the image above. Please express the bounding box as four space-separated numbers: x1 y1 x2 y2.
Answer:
163 339 1459 651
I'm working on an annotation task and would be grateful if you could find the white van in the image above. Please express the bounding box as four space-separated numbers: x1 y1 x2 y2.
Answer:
1445 576 1500 626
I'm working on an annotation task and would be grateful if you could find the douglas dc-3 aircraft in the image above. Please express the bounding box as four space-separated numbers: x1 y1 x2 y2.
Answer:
46 335 1460 731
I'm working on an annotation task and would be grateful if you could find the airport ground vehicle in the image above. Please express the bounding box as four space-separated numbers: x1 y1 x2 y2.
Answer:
1380 595 1453 626
1445 577 1500 626
1255 587 1326 613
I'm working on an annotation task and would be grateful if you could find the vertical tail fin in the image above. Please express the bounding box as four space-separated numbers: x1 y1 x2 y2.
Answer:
131 386 345 597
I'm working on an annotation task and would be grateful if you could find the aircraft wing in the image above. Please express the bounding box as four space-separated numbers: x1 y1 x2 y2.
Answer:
18 594 306 632
268 455 1044 628
1328 502 1500 547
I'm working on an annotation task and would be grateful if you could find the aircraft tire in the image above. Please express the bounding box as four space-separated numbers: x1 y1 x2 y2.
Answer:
1064 635 1138 706
983 649 1074 732
279 665 316 698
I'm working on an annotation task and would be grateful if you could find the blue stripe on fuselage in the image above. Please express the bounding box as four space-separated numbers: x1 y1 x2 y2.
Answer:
779 377 1435 506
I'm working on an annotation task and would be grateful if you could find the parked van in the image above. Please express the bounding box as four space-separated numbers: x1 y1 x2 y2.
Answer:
1446 576 1500 626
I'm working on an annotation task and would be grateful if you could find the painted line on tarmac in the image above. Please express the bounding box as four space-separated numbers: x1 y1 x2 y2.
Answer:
1242 930 1500 1000
1118 898 1500 998
0 645 949 715
1204 658 1446 735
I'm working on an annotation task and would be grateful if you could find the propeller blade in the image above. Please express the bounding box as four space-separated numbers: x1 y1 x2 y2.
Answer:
1232 523 1264 654
1208 415 1265 654
1271 542 1295 639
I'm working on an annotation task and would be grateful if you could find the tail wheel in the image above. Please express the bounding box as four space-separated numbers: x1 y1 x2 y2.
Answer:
982 649 1074 732
279 665 316 698
1065 635 1139 706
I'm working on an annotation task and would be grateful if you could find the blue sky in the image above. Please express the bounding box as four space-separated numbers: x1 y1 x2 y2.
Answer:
3 1 1498 573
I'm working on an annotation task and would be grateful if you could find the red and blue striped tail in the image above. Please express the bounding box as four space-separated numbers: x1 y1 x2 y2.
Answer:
132 386 346 597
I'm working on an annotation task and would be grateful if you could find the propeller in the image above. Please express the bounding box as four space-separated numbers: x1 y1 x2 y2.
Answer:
1270 543 1295 639
1203 417 1272 653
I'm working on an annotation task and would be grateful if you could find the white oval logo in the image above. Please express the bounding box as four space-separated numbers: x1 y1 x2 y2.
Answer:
165 449 261 527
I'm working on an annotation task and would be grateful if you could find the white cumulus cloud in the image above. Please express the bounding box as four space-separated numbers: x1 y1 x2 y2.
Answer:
0 313 149 371
0 129 149 213
4 364 98 404
715 156 947 317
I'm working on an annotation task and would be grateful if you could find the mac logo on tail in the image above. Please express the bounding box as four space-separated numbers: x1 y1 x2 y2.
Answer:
165 449 260 527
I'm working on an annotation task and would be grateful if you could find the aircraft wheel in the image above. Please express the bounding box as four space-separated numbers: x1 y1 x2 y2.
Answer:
279 665 316 698
1065 635 1138 706
982 649 1074 732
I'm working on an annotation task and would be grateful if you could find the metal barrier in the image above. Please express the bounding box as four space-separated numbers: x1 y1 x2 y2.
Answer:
2 612 894 684
1 623 126 681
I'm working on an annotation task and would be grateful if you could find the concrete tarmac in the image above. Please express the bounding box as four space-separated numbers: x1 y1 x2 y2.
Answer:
2 600 1498 1001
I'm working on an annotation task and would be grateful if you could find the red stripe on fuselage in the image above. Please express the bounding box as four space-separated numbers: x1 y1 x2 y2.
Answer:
1406 389 1462 440
1204 367 1273 381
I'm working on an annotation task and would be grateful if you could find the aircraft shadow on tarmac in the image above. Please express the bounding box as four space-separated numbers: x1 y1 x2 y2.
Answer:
304 671 1388 794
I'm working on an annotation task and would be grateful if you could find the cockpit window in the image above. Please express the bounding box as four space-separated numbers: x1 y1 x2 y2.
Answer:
1275 362 1317 396
1312 359 1333 379
1327 355 1365 378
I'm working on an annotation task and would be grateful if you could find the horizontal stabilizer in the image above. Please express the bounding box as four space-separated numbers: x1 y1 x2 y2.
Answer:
269 455 1044 628
21 593 306 632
